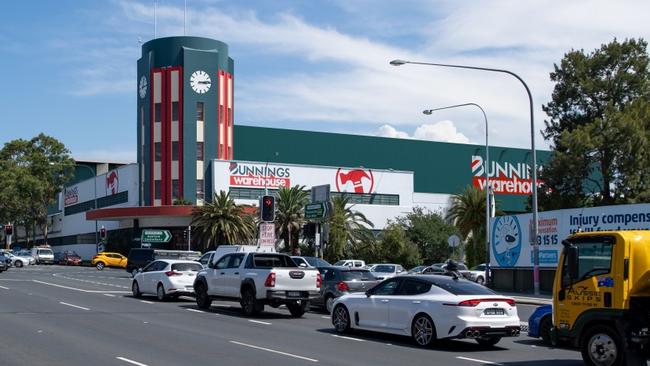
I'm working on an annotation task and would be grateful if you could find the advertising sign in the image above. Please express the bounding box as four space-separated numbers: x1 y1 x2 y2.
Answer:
490 203 650 268
64 186 79 207
471 155 542 196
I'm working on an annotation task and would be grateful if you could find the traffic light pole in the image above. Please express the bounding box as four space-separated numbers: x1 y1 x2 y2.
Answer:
187 225 192 251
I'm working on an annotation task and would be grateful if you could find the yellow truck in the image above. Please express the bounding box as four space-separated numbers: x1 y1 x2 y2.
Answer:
553 231 650 366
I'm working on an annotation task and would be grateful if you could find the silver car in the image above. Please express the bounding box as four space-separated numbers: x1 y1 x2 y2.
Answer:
5 252 35 267
313 266 379 313
369 264 405 280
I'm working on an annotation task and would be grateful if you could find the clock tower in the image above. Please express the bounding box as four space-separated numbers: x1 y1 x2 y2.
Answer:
137 37 234 206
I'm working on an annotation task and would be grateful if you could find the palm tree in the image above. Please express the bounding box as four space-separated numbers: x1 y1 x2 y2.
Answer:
325 195 374 262
275 185 309 254
446 185 491 266
191 190 256 252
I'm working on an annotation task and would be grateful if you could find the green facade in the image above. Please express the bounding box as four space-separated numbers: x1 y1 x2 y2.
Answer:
234 125 550 212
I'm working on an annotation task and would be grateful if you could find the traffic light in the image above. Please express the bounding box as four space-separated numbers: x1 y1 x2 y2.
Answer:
183 229 188 240
260 195 275 222
4 225 12 236
100 227 107 240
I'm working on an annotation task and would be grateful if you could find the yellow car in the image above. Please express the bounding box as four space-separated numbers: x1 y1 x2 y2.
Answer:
91 252 127 270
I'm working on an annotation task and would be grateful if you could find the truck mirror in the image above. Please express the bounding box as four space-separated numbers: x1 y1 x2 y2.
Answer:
566 246 579 280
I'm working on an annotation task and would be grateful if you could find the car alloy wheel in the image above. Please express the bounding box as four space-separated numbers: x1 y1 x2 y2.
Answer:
332 305 350 333
132 281 142 298
240 288 258 316
156 284 166 301
325 296 335 314
476 276 484 285
15 260 23 268
195 283 212 310
96 262 105 270
540 316 552 345
412 315 435 347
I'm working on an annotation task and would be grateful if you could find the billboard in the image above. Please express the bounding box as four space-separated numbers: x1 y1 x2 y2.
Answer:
490 203 650 268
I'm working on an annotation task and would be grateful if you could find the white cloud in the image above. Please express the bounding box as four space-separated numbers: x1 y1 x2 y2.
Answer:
376 124 409 139
375 121 470 144
83 1 650 149
413 121 470 144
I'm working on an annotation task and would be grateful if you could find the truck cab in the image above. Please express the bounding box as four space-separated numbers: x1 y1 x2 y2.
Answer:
553 231 650 366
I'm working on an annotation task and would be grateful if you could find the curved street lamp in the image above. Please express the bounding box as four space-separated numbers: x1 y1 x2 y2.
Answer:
392 59 541 294
423 103 492 286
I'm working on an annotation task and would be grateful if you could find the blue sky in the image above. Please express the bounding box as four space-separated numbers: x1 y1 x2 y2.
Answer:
2 0 650 162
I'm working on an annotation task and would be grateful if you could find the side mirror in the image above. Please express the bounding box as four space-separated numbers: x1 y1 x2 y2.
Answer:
565 245 579 280
137 268 143 273
299 263 308 268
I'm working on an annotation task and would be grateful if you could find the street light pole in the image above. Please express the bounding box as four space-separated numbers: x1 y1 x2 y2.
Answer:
391 59 540 294
423 103 492 286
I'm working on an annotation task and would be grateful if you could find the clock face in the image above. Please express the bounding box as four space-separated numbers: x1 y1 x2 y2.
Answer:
190 70 211 94
139 76 147 99
491 216 522 267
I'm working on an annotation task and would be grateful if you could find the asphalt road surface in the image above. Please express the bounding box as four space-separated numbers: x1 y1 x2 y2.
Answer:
0 265 587 366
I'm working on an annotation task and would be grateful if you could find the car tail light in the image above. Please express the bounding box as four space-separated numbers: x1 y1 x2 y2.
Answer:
264 272 276 287
316 273 322 289
165 271 182 277
336 281 349 292
456 298 516 307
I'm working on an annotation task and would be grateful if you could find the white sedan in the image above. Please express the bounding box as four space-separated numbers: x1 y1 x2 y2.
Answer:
5 252 35 267
331 275 521 347
131 260 202 301
369 264 405 280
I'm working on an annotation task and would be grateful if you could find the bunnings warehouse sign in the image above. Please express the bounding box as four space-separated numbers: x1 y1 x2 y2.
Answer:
214 160 413 199
471 155 543 195
490 203 650 268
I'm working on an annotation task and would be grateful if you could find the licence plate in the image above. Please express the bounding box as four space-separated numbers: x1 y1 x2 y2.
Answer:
287 291 301 297
484 308 505 315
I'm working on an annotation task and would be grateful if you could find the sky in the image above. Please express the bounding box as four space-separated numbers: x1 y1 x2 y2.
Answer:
1 0 650 163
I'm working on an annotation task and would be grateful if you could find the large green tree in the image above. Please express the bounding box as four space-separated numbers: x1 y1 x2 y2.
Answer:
446 185 489 267
0 134 74 244
397 207 459 264
541 38 650 208
191 191 256 251
376 223 421 269
325 196 374 262
275 185 309 254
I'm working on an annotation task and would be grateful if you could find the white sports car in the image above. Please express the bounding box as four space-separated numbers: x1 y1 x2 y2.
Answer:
331 274 520 347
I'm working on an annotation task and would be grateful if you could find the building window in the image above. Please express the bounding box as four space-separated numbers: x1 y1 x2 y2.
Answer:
196 180 204 200
196 142 204 161
196 102 204 121
154 103 161 122
172 180 180 199
154 180 162 200
154 142 162 161
172 101 179 121
172 141 179 161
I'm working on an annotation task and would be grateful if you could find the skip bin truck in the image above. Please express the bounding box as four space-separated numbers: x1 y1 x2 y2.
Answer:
553 231 650 366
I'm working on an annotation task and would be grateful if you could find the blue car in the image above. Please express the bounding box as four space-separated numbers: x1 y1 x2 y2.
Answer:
528 304 552 344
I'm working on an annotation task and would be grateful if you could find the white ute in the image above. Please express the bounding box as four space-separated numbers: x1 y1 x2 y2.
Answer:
193 252 321 317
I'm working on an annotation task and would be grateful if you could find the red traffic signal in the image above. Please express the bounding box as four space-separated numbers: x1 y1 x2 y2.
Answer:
4 225 13 236
100 227 107 239
260 195 275 222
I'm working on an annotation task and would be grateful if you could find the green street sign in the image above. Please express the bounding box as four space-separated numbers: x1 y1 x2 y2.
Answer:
141 229 172 243
305 202 330 220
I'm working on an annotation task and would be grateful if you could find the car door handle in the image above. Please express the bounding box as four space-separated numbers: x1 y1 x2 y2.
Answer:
412 301 421 304
220 272 225 275
381 299 390 303
234 272 239 275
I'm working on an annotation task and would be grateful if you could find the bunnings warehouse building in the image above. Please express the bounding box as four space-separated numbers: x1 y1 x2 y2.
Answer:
11 36 551 292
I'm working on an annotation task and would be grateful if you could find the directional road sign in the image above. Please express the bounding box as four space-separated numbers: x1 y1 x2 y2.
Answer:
305 202 330 220
141 229 172 243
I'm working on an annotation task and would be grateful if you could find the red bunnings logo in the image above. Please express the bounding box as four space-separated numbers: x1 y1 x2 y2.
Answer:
471 155 541 195
229 162 291 188
105 170 119 196
335 168 374 194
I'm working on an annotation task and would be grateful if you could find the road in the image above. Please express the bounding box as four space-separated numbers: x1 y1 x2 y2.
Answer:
0 265 585 366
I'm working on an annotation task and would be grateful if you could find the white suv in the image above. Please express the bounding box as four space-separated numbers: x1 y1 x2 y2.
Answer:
333 259 366 268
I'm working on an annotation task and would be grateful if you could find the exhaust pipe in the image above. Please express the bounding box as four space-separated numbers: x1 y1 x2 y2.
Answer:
473 331 481 338
465 330 474 338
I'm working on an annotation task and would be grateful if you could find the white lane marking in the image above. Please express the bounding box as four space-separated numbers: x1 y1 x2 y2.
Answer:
248 319 271 325
59 302 90 311
116 356 149 366
229 341 318 362
331 334 365 342
103 294 116 297
140 300 154 304
33 280 130 293
321 316 330 319
0 285 9 290
37 330 43 333
186 308 205 313
456 356 503 365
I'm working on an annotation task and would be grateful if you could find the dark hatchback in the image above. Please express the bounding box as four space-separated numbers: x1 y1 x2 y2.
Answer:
126 248 156 277
313 266 379 313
